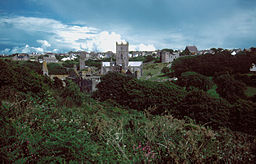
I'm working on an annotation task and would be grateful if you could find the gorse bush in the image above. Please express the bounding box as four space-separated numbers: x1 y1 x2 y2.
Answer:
58 80 85 107
171 51 256 76
1 96 255 163
95 72 256 135
176 71 214 91
1 59 256 162
47 63 68 75
213 73 247 102
93 72 186 114
175 89 231 129
0 59 52 100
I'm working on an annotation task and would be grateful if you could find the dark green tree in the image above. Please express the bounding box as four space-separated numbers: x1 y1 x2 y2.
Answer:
214 73 247 102
161 67 170 74
144 55 154 63
177 72 213 91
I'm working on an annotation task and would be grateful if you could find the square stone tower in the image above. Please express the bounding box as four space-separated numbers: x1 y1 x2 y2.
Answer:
80 54 86 70
116 42 129 70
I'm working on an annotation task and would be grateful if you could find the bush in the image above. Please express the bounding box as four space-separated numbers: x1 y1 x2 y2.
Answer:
62 60 78 68
47 63 68 75
176 89 231 129
177 71 214 91
0 59 52 99
144 55 154 63
214 73 247 102
171 52 254 76
93 72 186 114
1 97 255 163
234 74 256 87
161 67 170 74
59 80 85 107
230 99 256 135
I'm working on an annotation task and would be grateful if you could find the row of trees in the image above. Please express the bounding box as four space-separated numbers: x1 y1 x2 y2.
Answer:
171 51 256 76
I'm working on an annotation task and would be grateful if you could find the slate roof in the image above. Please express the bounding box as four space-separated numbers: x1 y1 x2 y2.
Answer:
186 46 198 53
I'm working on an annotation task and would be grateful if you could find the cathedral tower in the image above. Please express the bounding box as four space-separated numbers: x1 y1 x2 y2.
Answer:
116 42 129 70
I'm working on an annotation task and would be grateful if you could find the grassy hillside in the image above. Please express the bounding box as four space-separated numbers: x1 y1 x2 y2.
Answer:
140 63 169 81
1 59 256 163
245 86 256 97
1 95 255 163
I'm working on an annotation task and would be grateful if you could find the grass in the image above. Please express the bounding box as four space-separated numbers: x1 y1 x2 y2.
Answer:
244 86 256 97
243 73 256 77
207 84 220 99
141 63 169 81
1 96 255 163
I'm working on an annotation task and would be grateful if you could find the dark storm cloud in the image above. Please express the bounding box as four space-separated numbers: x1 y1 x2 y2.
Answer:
0 0 255 53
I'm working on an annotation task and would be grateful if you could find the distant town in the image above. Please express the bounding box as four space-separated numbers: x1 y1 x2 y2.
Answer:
1 43 256 94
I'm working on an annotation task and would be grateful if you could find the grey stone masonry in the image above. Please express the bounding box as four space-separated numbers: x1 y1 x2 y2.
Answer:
116 42 129 70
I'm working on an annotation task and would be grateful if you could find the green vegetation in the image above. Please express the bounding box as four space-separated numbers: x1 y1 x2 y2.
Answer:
48 63 68 75
84 59 101 69
161 66 170 74
214 73 247 102
207 84 220 98
161 48 173 53
93 72 186 115
129 55 155 63
245 86 256 97
62 60 78 68
140 63 169 81
2 95 255 163
129 56 145 62
1 59 256 162
172 52 256 76
95 72 256 135
176 71 213 91
18 61 42 74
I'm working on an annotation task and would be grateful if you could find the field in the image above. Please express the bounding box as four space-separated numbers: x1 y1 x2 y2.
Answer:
140 62 169 81
245 86 256 97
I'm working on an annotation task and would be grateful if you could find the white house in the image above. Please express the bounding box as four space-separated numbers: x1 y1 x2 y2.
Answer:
250 63 256 72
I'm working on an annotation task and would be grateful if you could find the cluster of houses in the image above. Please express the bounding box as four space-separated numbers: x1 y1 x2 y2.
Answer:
4 44 256 93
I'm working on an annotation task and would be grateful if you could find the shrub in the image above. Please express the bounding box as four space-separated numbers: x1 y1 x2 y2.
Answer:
47 63 68 75
177 71 214 91
230 99 256 135
171 52 254 76
93 72 186 114
176 89 231 129
144 55 154 63
161 67 170 74
0 59 51 99
59 80 84 107
214 73 247 102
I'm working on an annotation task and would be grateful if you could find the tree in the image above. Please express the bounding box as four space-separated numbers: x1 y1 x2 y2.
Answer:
147 72 153 77
177 89 231 128
177 72 214 91
60 80 84 107
172 51 253 76
48 63 68 75
161 67 170 74
214 73 247 102
53 77 63 89
161 49 173 54
144 55 154 63
93 72 185 114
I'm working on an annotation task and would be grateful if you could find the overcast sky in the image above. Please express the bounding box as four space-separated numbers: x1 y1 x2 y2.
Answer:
0 0 256 54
